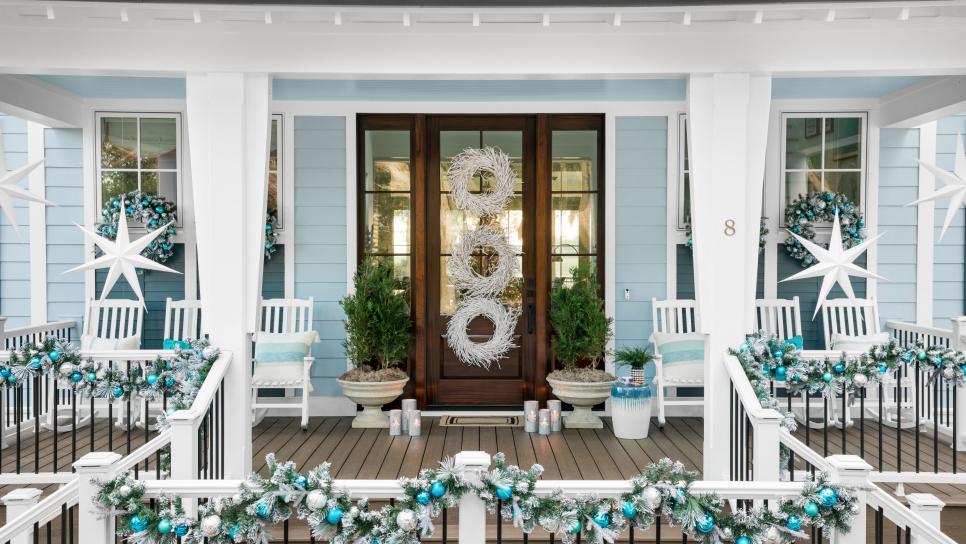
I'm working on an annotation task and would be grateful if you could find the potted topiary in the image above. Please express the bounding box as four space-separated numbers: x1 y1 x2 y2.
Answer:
546 262 616 429
614 346 655 386
337 260 411 428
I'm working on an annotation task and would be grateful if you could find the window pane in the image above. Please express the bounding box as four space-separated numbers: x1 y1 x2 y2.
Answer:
156 171 178 205
440 195 523 255
483 131 524 192
552 193 597 254
824 117 862 170
824 171 861 204
269 119 279 172
785 117 823 170
365 131 411 191
682 172 691 225
140 171 158 194
364 193 411 254
267 172 279 213
100 117 138 169
785 171 823 205
139 118 177 169
552 131 597 191
101 172 137 206
552 255 597 286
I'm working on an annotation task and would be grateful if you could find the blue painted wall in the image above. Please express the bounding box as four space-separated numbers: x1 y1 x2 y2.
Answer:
933 114 966 327
614 117 667 380
878 128 920 325
44 127 85 330
293 117 347 397
0 114 31 327
262 245 286 299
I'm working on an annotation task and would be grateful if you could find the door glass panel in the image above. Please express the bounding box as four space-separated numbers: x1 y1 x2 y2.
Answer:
551 129 598 284
552 194 597 254
552 255 597 285
551 131 597 191
363 129 412 286
364 194 412 254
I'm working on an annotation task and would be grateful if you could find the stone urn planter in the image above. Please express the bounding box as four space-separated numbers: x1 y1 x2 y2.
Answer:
546 376 615 429
336 378 409 428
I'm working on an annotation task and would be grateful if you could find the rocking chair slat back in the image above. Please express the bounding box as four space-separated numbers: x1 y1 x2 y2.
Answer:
84 299 144 340
651 299 701 334
755 297 803 341
256 298 315 335
821 297 880 349
163 298 203 341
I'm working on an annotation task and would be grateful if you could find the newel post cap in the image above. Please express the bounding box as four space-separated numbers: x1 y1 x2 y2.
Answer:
455 451 492 471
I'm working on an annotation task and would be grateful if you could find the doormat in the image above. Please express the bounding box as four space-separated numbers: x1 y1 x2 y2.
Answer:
439 415 521 427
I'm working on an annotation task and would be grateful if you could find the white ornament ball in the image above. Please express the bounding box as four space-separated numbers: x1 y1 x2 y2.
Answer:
515 480 530 493
306 490 327 511
201 515 221 537
642 486 662 510
853 373 868 387
396 509 418 532
118 484 132 498
59 364 73 377
765 526 782 543
721 527 734 540
944 367 955 380
203 346 217 359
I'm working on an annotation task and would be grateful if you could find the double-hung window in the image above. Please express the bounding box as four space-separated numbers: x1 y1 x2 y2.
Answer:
782 113 866 210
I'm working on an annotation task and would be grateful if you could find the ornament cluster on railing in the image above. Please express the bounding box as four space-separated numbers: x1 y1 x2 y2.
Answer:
1 337 220 431
730 331 966 432
95 452 858 544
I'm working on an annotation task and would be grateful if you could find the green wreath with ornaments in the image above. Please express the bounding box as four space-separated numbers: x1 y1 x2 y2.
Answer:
783 191 864 268
95 450 858 544
684 217 768 253
265 211 280 260
98 190 178 264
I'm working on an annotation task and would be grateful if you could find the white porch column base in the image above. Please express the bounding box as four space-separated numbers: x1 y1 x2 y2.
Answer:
74 452 123 544
687 73 771 481
186 72 271 478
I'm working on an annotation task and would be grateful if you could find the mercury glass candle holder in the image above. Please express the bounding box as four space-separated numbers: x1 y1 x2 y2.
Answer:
401 398 417 433
524 400 539 432
548 400 562 432
389 409 403 436
538 409 551 435
408 410 422 436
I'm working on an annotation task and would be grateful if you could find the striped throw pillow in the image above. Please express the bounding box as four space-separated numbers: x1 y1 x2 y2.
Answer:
651 332 705 381
254 332 315 365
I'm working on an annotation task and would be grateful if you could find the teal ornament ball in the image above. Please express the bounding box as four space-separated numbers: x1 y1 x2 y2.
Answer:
496 486 513 501
295 475 308 488
86 372 96 383
833 363 845 374
157 519 172 534
146 373 158 385
786 515 802 531
129 515 148 533
879 363 889 373
571 520 582 534
6 375 15 384
49 350 59 362
696 514 715 534
175 524 189 537
818 487 838 507
112 386 124 398
622 502 638 519
229 525 239 538
165 377 175 387
773 350 784 359
0 368 9 379
326 507 344 525
70 372 82 383
736 537 751 544
30 357 42 369
804 501 820 517
256 500 272 517
917 352 928 362
775 366 787 381
416 490 431 505
592 512 609 529
430 480 447 498
822 372 833 383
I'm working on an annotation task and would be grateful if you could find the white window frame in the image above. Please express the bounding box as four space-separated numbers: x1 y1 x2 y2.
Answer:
94 111 183 228
269 113 284 231
677 113 689 230
779 111 868 219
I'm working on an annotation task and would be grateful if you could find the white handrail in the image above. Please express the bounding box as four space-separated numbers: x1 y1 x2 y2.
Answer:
867 487 957 544
0 349 177 362
167 350 232 423
1 320 77 339
115 430 173 474
778 429 832 472
885 321 953 340
0 480 78 543
724 354 782 420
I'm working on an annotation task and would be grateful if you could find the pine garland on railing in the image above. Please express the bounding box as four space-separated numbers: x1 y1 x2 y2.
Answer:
94 453 858 544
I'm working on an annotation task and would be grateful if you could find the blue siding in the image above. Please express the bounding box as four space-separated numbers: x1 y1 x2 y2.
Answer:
878 128 919 325
44 127 84 329
293 117 347 397
0 114 30 327
262 245 286 298
933 114 966 327
614 117 667 380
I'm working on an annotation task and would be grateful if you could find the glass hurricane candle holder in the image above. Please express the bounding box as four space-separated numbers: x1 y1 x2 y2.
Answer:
548 400 562 432
408 410 422 437
389 409 402 436
401 399 417 433
538 409 551 435
523 400 539 432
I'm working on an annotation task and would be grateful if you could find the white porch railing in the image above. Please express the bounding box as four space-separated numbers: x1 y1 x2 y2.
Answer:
0 319 76 351
723 353 784 482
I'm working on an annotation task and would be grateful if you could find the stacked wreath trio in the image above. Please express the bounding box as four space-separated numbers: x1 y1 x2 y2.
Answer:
96 452 857 544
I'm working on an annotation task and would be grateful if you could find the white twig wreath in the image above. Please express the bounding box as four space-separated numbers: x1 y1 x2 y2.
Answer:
448 226 518 297
446 297 521 370
447 147 516 216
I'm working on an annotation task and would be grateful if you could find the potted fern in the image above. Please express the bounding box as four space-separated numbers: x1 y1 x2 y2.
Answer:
546 262 615 429
337 260 411 428
615 346 655 386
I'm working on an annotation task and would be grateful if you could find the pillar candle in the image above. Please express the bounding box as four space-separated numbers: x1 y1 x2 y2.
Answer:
401 398 417 433
548 400 562 432
538 409 551 435
523 400 539 432
389 409 402 436
408 410 422 437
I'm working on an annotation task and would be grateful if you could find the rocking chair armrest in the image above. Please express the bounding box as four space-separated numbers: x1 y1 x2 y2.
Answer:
652 354 664 384
302 356 315 369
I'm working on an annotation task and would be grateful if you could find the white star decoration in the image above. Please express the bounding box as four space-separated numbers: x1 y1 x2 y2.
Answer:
780 211 885 318
65 217 181 304
907 133 966 241
0 160 53 232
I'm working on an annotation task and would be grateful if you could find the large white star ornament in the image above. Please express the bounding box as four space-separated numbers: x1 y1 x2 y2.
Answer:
780 211 885 318
0 160 53 232
907 133 966 241
65 217 181 304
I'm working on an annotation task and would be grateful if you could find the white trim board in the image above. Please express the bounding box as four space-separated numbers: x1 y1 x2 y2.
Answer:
916 121 937 325
27 121 47 324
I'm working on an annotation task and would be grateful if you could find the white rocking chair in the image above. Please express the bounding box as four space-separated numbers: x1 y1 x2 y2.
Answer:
650 298 702 427
252 298 318 430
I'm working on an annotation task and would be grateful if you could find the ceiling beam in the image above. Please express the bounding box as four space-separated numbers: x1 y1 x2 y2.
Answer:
0 75 83 127
879 76 966 128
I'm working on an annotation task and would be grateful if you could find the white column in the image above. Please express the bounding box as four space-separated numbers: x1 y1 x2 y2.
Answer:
454 451 491 544
752 410 783 483
906 493 944 544
186 72 271 477
826 455 872 544
2 488 42 544
74 452 122 544
687 73 771 480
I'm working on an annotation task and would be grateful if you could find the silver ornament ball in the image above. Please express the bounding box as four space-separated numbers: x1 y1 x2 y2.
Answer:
853 373 868 387
201 515 221 537
306 490 327 511
396 509 418 532
642 486 662 510
944 367 955 380
765 526 782 543
118 484 132 498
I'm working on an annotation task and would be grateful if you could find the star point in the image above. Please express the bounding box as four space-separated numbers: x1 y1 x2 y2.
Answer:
907 133 966 241
0 159 54 232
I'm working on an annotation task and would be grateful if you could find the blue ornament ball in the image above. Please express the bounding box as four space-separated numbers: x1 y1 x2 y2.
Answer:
0 368 10 379
822 372 833 383
495 486 513 501
775 366 787 381
917 352 928 362
265 223 272 232
146 373 158 385
112 386 124 398
804 501 821 517
570 520 582 534
772 350 784 359
129 515 148 533
592 512 610 529
175 524 189 537
155 206 164 213
30 357 42 370
833 363 845 374
736 537 752 544
818 487 838 507
786 515 802 531
416 490 431 505
696 514 715 534
326 507 344 525
229 525 239 538
6 375 15 384
879 364 889 373
430 480 447 498
622 502 638 519
49 350 59 362
70 372 82 383
295 475 308 487
157 519 172 534
256 500 272 517
164 377 175 387
86 372 97 383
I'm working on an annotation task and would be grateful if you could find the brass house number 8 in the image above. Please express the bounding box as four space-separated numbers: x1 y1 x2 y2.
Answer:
723 219 736 236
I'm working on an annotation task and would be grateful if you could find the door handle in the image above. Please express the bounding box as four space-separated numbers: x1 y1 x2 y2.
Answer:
526 303 535 334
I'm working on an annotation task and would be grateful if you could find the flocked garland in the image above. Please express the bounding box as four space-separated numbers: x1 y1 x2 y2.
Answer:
730 331 966 432
685 217 768 253
1 336 220 431
95 452 858 544
264 211 280 260
98 190 178 264
783 191 864 268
